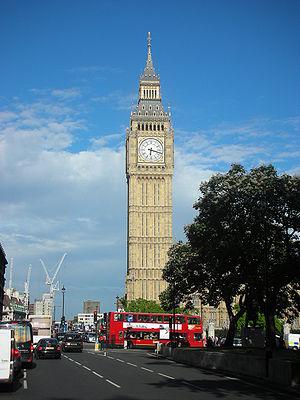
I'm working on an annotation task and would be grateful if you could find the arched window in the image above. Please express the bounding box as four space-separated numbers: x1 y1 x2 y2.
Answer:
161 124 164 131
149 124 152 130
153 124 156 131
138 123 140 130
142 124 144 130
143 90 145 98
146 124 148 130
157 125 160 131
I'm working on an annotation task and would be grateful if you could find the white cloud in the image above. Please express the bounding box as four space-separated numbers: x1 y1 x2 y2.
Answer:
51 88 81 100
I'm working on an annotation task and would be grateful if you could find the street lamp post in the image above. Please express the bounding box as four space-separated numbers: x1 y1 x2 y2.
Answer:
61 285 66 331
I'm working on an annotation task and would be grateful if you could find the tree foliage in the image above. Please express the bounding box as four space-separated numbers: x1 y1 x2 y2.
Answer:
122 298 165 313
161 164 300 347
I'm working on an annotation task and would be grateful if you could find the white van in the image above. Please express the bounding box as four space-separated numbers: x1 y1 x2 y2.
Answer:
0 328 22 385
285 333 300 350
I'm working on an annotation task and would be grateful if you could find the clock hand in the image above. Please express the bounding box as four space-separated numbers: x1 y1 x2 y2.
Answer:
150 149 162 154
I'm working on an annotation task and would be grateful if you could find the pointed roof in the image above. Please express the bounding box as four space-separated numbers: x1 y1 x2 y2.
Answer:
140 32 159 82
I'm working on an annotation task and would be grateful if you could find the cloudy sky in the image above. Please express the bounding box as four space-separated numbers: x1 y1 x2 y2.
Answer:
0 0 299 318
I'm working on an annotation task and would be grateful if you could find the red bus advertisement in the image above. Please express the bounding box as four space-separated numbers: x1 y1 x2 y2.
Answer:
106 312 204 348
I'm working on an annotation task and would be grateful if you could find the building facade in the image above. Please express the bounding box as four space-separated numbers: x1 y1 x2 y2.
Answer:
83 300 100 314
125 33 174 302
0 243 8 320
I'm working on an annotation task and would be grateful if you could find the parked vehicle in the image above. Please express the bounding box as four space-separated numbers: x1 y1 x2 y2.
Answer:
35 338 61 359
55 332 66 343
0 328 22 386
284 333 300 350
0 321 33 366
61 333 83 352
233 338 242 347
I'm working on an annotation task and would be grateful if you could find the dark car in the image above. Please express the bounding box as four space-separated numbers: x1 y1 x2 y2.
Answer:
61 333 83 352
35 338 61 359
55 332 66 342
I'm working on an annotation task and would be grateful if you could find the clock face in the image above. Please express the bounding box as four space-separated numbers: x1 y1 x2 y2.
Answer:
139 138 164 162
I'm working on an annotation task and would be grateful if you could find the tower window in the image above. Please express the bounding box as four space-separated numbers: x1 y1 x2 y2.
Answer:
161 124 164 131
142 105 145 110
145 111 148 116
138 123 140 130
143 90 145 98
146 124 148 130
149 105 152 110
149 124 152 130
142 124 144 130
156 105 159 110
153 112 156 116
157 125 160 131
153 124 156 131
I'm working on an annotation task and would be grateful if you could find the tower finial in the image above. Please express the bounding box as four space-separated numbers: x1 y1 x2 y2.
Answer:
147 32 152 61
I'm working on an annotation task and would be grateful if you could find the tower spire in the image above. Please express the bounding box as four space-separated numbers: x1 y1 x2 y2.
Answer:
147 32 152 64
141 32 158 81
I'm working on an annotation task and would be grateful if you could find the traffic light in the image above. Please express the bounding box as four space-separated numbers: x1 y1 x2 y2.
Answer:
93 310 98 323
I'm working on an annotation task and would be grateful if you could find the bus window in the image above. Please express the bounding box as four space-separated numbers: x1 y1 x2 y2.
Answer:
188 317 200 325
114 313 124 322
138 314 150 322
150 315 157 322
176 316 185 324
126 314 134 322
194 333 203 341
163 316 171 323
156 315 163 323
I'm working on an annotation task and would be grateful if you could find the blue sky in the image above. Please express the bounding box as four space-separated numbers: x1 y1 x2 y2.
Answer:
0 0 299 318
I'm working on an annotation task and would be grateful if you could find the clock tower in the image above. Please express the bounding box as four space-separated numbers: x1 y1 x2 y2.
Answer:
125 33 174 302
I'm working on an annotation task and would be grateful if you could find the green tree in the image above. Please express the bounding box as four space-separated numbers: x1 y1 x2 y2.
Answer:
161 164 300 348
123 298 164 313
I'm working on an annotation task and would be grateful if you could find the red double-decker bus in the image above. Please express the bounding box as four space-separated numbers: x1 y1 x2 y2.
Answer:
106 311 204 348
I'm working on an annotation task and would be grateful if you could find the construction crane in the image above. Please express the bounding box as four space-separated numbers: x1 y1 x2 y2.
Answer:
39 253 67 318
24 264 32 317
8 257 13 290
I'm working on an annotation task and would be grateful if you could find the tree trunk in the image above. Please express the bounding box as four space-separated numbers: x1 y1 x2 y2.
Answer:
264 306 277 349
223 299 245 347
224 317 236 347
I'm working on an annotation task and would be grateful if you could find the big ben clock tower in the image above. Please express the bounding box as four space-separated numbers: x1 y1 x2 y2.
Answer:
125 33 174 302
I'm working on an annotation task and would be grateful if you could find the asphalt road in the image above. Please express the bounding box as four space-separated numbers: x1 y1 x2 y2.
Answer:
0 344 297 400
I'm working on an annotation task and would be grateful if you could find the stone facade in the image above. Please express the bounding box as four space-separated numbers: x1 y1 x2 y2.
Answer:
125 33 174 301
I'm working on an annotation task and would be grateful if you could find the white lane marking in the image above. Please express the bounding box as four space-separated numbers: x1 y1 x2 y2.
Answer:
225 376 239 381
158 373 175 380
83 365 91 371
75 361 81 365
92 371 103 378
116 358 125 363
107 356 114 359
106 379 121 388
24 370 27 378
88 351 94 355
23 380 28 389
141 367 153 372
127 362 137 367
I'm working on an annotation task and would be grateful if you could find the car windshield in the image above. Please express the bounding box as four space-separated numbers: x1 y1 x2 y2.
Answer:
65 334 81 341
40 339 58 346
